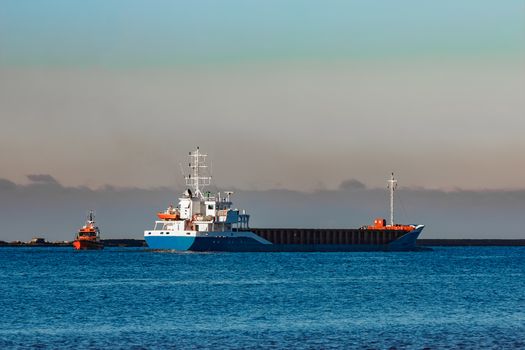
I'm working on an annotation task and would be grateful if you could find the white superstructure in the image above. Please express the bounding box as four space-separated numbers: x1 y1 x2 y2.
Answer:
144 147 268 247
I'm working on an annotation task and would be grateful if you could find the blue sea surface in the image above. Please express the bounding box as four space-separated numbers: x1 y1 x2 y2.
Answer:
0 247 524 349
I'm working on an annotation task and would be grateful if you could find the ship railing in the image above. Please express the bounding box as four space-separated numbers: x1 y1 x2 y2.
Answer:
153 221 182 230
193 219 214 224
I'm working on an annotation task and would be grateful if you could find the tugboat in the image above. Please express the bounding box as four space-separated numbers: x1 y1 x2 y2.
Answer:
73 211 103 250
144 147 424 252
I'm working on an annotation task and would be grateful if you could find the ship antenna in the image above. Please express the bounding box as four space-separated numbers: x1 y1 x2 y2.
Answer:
387 172 398 226
88 210 95 223
185 146 211 198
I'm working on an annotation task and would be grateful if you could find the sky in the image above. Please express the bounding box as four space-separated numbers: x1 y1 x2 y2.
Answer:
0 1 524 240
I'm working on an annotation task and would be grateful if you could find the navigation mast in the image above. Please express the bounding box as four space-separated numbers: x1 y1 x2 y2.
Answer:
87 210 95 223
387 172 397 226
185 147 211 198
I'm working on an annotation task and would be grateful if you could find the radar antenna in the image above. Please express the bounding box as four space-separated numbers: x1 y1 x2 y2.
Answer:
185 147 212 198
387 172 398 226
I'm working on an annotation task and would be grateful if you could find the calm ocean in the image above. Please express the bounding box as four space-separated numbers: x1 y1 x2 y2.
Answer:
0 247 524 349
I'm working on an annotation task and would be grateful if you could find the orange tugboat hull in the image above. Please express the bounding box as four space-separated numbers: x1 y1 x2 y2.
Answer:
72 240 104 250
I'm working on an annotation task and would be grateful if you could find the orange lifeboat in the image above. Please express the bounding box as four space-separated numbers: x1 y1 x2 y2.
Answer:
157 204 179 221
157 212 180 220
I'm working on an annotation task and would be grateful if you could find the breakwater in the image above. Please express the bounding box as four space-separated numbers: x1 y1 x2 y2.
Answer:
0 239 147 247
2 237 525 247
417 239 525 246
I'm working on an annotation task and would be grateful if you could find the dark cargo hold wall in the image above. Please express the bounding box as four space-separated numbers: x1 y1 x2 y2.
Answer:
250 228 407 246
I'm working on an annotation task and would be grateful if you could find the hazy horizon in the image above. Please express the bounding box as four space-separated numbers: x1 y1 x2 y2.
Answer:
1 1 524 240
1 173 525 242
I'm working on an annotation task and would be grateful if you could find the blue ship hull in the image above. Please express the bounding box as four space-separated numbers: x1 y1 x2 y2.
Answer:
145 226 424 252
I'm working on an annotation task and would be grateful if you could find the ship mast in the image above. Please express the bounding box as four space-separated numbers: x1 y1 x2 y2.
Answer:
185 147 211 198
387 173 397 226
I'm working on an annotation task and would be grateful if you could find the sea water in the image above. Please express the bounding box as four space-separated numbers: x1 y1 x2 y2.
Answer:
0 247 524 349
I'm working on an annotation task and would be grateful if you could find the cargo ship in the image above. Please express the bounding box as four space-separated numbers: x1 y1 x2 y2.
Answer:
73 211 104 250
144 148 424 252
